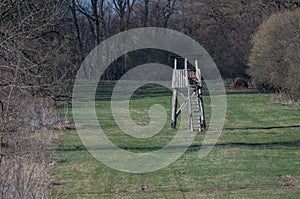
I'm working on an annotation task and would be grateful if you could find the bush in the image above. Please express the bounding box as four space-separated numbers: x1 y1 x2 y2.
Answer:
0 132 58 199
248 9 300 101
233 77 249 89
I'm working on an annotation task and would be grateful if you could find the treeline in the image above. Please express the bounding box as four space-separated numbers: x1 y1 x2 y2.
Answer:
67 0 300 80
1 0 300 99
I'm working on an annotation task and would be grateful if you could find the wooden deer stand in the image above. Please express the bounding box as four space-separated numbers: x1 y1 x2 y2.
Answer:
171 58 206 131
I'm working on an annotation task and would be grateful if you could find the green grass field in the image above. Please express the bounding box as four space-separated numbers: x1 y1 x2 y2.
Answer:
51 82 300 198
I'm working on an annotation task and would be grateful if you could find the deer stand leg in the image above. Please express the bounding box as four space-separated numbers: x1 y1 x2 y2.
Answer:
199 97 206 130
196 85 206 130
171 89 178 129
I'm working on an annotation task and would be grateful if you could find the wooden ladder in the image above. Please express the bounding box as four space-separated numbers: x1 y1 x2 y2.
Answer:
188 84 206 131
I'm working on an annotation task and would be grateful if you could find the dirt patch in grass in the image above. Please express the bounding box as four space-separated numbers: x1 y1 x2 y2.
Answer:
279 175 300 189
106 184 154 195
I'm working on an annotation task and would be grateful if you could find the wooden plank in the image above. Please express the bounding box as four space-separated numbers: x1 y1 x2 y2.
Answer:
185 58 193 131
176 92 195 117
172 69 187 88
171 88 178 129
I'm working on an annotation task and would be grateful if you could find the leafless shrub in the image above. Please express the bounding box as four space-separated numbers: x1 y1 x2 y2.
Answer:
0 156 49 199
0 2 66 196
0 132 58 199
233 77 249 89
270 92 299 105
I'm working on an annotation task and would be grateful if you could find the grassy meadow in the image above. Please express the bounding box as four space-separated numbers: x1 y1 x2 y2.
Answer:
51 82 300 198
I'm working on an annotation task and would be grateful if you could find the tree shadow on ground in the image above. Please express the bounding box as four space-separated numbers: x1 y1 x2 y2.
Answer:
56 139 300 153
189 140 300 152
224 125 300 131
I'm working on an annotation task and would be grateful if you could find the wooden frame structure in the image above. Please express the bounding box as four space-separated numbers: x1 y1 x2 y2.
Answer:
171 58 206 131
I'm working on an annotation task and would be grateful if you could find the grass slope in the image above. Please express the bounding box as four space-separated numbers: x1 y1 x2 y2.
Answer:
51 82 300 198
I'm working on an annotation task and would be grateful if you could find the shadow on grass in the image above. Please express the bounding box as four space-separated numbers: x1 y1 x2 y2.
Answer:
189 140 300 151
56 139 300 153
95 82 214 101
225 125 300 131
95 82 173 101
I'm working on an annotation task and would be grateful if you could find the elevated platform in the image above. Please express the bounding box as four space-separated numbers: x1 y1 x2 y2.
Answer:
171 58 206 131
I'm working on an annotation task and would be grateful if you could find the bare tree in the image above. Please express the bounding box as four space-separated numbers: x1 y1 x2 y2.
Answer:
143 0 150 26
64 0 300 81
111 0 136 31
0 0 70 157
142 0 178 27
162 0 178 28
75 0 100 46
71 0 84 57
0 1 69 197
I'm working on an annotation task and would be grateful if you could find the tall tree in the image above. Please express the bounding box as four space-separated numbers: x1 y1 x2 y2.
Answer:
126 0 136 29
143 0 150 27
71 0 84 57
112 0 127 31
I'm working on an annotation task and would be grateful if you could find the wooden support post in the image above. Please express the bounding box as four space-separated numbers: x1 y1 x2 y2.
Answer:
195 60 198 70
171 89 178 129
171 58 178 129
199 96 206 130
195 59 201 84
195 59 206 130
174 58 177 69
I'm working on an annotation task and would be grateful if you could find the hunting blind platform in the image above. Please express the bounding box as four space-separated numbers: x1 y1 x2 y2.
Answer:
171 57 206 132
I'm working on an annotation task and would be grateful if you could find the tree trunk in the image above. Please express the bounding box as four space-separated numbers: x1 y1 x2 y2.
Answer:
71 0 83 58
144 0 149 27
91 0 101 45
